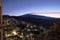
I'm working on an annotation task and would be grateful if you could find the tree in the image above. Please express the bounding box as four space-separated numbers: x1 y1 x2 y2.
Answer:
44 22 60 40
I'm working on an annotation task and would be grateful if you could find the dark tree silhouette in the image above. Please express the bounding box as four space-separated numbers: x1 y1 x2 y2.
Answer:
44 22 60 40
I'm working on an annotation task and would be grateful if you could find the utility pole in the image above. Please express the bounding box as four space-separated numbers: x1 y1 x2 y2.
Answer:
0 0 2 26
0 0 3 40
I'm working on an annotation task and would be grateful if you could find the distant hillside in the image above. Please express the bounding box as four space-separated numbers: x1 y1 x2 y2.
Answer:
3 14 60 29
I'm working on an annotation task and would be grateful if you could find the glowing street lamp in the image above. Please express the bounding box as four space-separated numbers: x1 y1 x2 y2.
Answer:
5 34 11 37
29 33 34 40
12 30 17 35
20 33 24 38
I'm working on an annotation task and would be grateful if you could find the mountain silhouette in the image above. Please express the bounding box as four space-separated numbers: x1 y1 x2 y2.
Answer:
3 14 60 29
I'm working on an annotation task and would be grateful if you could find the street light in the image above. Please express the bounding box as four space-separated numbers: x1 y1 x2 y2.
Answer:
5 34 11 37
20 33 24 38
12 30 17 35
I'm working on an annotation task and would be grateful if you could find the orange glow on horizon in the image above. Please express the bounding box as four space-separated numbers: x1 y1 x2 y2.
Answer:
31 12 60 18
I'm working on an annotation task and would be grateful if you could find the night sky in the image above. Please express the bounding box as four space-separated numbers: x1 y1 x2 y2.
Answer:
2 0 60 18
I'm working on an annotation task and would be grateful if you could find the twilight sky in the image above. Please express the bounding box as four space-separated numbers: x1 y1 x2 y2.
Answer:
2 0 60 18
